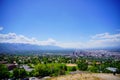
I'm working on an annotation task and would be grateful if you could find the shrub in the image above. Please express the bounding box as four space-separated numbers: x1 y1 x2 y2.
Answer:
34 63 67 77
88 66 99 73
77 61 88 71
67 66 77 71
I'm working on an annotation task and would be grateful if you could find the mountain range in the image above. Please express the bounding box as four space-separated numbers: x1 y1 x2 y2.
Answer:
0 43 120 54
0 43 63 53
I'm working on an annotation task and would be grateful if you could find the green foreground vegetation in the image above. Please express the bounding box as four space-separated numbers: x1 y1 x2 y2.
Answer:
0 54 120 79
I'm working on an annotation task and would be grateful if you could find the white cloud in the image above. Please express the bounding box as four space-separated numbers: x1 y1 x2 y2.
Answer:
0 32 120 48
0 27 3 31
0 33 57 46
58 32 120 48
91 32 120 39
88 32 120 48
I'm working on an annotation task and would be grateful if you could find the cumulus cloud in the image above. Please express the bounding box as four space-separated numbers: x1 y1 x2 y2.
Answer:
0 27 3 31
0 33 57 46
58 32 120 48
91 32 120 39
0 32 120 48
56 33 120 48
88 32 120 48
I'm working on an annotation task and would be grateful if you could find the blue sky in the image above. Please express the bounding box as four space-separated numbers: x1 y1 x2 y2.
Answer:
0 0 120 48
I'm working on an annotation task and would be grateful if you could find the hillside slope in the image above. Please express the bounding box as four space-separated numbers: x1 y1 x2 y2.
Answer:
49 73 120 80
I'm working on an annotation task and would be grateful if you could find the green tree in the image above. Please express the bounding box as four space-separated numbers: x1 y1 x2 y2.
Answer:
77 61 88 71
34 63 67 77
13 68 19 78
35 64 49 77
88 66 99 73
13 68 28 79
0 64 10 79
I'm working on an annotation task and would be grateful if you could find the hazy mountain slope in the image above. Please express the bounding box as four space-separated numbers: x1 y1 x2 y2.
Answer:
0 43 62 53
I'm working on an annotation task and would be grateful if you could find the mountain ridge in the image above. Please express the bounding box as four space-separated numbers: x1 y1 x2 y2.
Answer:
0 43 63 53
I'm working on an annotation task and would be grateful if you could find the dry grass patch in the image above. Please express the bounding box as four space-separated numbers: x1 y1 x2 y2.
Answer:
49 73 102 80
66 64 77 67
94 73 120 80
48 73 120 80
